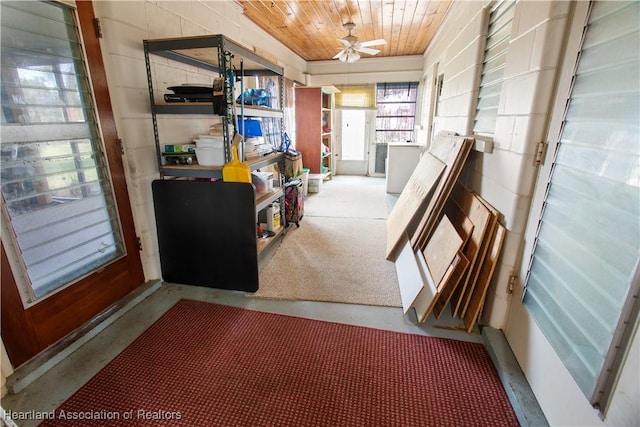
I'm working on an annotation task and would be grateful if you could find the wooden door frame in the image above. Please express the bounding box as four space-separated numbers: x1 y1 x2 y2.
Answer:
1 0 144 367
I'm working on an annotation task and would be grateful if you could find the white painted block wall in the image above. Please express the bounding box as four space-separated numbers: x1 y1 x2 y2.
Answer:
421 0 571 330
422 1 638 426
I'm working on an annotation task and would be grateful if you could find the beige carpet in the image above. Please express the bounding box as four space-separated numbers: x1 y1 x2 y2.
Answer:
303 176 390 219
252 176 401 307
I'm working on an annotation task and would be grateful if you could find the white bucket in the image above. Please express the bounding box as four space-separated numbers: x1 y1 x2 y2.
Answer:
195 136 224 148
194 146 224 166
308 174 323 193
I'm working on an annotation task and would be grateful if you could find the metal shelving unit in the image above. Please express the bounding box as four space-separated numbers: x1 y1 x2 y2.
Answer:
143 34 287 268
143 34 284 178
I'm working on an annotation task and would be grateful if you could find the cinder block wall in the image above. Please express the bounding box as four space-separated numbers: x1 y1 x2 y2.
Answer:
421 1 571 329
423 2 639 426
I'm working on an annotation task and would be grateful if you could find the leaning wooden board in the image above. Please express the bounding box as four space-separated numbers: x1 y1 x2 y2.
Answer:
433 251 470 319
430 200 475 319
412 214 464 322
443 198 474 249
463 223 506 332
386 152 445 261
455 187 502 319
422 215 464 289
410 136 473 251
449 186 493 318
413 253 461 323
459 216 497 318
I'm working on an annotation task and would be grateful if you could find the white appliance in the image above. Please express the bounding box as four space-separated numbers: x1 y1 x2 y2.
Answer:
385 142 424 193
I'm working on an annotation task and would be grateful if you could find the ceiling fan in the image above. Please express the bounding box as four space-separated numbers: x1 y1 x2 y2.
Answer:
333 21 387 63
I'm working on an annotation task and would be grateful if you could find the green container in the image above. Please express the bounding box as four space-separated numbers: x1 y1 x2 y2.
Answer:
301 168 310 196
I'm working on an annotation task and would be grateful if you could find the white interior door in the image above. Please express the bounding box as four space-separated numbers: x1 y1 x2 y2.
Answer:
335 109 370 175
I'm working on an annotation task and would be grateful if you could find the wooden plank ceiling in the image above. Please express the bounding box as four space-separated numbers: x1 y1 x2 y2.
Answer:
235 0 453 62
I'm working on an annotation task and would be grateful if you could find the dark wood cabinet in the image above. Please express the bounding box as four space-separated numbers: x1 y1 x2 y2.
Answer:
295 87 335 177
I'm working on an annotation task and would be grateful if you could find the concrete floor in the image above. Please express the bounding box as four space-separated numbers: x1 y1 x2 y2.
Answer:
1 281 546 426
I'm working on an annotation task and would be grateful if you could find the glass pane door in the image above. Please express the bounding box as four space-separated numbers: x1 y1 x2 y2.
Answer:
1 1 125 300
337 109 369 175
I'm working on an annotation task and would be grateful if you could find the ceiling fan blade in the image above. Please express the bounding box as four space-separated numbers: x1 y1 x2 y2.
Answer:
359 39 387 48
338 38 352 48
356 47 380 55
333 49 347 59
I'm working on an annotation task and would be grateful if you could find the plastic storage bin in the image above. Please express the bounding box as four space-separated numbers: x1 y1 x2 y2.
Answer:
251 171 274 194
194 137 225 166
237 118 263 137
194 147 224 166
308 174 324 193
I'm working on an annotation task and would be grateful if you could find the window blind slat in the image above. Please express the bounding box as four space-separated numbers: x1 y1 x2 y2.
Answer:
473 1 515 134
578 31 639 75
546 175 639 252
533 238 619 325
537 205 633 301
583 2 639 50
526 284 600 391
1 2 78 44
561 121 639 155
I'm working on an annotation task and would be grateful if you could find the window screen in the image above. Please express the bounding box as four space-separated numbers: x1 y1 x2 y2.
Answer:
375 82 419 144
524 0 639 409
473 0 515 135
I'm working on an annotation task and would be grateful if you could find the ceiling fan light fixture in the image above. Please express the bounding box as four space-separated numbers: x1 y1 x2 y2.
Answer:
338 48 360 63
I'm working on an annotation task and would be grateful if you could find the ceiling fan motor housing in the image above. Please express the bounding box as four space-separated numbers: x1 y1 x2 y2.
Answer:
344 35 358 45
343 21 356 32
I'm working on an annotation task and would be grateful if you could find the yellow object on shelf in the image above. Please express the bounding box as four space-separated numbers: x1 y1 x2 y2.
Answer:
222 143 251 183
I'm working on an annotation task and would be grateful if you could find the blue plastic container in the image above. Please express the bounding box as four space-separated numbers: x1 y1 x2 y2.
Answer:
237 118 263 137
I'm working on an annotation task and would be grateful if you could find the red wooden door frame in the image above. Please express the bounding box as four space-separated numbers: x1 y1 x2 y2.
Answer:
1 0 145 367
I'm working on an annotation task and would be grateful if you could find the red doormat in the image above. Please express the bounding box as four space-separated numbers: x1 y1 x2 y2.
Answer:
42 300 518 426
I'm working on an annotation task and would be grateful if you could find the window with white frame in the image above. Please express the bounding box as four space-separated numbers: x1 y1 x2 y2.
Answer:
473 0 515 135
524 0 639 413
1 1 125 301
